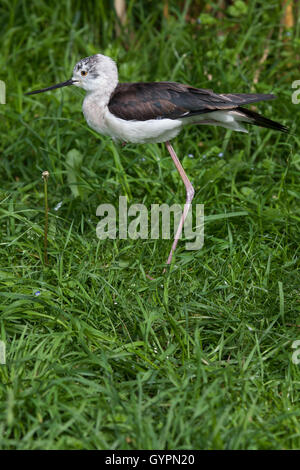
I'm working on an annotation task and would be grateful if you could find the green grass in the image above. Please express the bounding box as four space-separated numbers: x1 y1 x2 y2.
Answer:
1 0 300 449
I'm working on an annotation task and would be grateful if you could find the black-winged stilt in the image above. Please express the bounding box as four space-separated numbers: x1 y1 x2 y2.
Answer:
26 54 288 268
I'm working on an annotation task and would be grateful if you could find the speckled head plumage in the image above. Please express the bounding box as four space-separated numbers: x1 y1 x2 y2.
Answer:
74 55 100 76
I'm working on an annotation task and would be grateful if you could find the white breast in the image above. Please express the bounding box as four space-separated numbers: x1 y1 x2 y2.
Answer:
82 94 108 135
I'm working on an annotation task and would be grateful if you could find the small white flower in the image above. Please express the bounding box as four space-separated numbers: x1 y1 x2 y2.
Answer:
54 201 63 211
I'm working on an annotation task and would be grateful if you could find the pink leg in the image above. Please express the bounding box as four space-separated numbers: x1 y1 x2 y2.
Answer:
164 141 195 268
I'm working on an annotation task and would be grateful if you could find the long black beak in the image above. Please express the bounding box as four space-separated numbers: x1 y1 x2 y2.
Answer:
25 78 76 96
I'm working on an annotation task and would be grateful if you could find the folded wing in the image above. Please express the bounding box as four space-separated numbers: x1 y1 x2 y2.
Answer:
108 82 276 121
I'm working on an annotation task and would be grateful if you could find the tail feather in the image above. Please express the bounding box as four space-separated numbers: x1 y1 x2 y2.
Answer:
237 106 288 133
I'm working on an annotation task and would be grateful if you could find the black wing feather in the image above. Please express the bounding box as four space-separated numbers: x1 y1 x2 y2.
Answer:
108 82 276 121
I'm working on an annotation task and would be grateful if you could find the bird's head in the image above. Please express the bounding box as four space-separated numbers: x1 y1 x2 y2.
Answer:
72 54 118 92
25 54 118 96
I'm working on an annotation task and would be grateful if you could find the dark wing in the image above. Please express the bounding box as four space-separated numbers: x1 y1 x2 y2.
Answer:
108 82 276 121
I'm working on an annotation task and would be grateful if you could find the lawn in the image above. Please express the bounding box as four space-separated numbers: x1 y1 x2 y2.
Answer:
0 0 300 450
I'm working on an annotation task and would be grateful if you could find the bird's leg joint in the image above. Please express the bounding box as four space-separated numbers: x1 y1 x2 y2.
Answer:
186 185 195 204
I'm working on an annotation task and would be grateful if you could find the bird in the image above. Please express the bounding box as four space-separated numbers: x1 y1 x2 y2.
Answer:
26 53 288 269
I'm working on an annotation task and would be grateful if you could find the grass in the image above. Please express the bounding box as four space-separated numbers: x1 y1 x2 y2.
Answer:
0 0 300 449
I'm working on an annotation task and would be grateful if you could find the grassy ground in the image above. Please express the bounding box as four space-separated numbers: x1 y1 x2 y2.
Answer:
0 0 300 450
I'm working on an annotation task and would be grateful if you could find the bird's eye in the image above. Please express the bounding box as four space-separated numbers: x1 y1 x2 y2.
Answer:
81 70 87 76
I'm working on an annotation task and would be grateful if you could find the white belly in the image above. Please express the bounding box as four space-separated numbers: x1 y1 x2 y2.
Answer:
103 109 183 143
